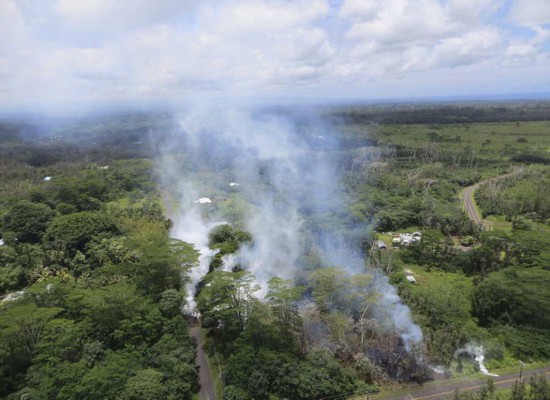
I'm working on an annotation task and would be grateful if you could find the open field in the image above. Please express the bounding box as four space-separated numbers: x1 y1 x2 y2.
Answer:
369 121 550 157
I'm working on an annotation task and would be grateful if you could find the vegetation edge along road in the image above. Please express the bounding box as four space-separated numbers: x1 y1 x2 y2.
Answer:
460 170 521 229
368 366 550 400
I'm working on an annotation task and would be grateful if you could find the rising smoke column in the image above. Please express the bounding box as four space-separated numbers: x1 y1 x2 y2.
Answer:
159 101 422 348
455 343 499 376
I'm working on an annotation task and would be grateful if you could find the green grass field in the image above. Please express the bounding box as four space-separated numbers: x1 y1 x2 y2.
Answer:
369 121 550 159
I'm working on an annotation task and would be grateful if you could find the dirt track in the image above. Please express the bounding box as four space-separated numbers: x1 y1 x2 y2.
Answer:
372 366 550 400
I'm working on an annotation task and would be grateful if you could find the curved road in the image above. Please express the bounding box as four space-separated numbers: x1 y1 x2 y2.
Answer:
460 170 521 229
371 366 550 400
461 182 483 225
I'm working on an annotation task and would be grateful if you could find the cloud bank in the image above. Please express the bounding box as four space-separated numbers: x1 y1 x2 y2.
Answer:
1 0 549 108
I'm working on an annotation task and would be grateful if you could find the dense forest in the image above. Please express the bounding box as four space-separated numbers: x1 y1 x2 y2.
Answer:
0 118 198 399
0 102 549 399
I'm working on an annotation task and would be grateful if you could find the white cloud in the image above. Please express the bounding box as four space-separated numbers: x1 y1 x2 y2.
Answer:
430 28 503 68
509 0 550 27
54 0 197 34
0 0 549 108
213 0 328 33
344 0 455 44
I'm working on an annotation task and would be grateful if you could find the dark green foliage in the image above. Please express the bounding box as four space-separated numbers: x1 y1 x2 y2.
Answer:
0 281 198 399
64 284 163 349
279 347 360 400
159 289 184 318
0 122 199 399
122 224 197 297
331 103 550 125
147 328 199 398
196 271 259 351
45 211 120 258
122 368 166 400
0 302 63 395
224 344 361 400
473 267 550 330
510 154 549 165
223 385 251 400
2 201 54 243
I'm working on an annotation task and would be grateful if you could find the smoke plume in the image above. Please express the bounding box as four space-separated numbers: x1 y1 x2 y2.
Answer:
158 101 423 348
454 343 499 377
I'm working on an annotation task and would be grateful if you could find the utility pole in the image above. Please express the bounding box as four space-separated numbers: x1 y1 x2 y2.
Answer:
519 361 524 380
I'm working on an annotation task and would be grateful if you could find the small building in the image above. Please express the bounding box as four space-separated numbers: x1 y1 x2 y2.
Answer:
193 197 212 204
403 269 414 276
376 240 387 250
405 275 417 284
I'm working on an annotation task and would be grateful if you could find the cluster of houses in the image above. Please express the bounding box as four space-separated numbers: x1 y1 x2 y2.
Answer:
375 232 422 284
375 231 422 250
391 231 422 247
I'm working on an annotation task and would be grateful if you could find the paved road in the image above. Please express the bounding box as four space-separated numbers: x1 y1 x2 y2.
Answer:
189 326 218 400
371 367 550 400
461 183 483 225
460 170 520 229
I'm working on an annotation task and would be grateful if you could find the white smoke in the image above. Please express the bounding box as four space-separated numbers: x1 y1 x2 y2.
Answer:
221 253 238 272
159 101 423 348
374 273 424 350
454 343 499 377
171 203 222 314
173 104 306 296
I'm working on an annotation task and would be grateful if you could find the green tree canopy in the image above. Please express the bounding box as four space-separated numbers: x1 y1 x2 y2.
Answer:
44 211 120 259
2 200 55 243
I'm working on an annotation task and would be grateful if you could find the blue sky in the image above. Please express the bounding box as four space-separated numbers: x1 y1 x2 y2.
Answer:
0 0 549 109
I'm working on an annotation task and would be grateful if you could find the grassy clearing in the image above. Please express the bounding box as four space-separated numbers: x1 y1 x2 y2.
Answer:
404 266 474 315
484 215 513 232
406 266 473 292
107 193 163 210
368 121 550 159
